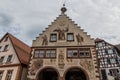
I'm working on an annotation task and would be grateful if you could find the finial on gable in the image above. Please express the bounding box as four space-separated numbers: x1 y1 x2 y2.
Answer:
61 3 67 14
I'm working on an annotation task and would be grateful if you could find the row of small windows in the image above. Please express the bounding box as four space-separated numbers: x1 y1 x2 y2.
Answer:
34 48 91 58
98 58 119 65
96 48 117 55
34 49 56 58
50 33 74 42
67 49 91 58
0 55 14 64
0 45 10 52
0 70 13 80
100 64 118 68
96 42 110 48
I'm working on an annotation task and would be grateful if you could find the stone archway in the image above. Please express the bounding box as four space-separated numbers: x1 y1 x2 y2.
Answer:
36 67 59 80
64 67 89 80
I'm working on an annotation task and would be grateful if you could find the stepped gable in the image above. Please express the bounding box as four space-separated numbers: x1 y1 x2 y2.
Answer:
1 33 31 65
32 6 95 47
34 14 94 41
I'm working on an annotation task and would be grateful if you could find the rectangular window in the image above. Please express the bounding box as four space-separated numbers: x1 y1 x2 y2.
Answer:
108 49 113 54
34 49 56 58
5 70 13 80
67 49 78 58
50 50 56 57
98 42 103 47
6 55 13 63
4 45 9 51
34 50 39 58
109 69 119 76
0 71 4 80
105 49 108 54
39 50 44 57
50 34 57 42
110 59 116 64
67 50 73 57
46 49 56 58
0 56 4 64
46 50 51 57
107 58 111 64
4 37 8 42
67 48 91 58
34 50 44 58
79 49 91 57
67 33 74 41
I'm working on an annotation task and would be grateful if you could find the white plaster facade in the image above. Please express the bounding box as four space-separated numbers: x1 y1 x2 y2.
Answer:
0 36 20 80
0 33 31 80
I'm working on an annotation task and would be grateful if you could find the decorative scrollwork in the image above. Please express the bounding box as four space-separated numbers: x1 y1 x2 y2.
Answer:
79 59 94 73
30 59 43 75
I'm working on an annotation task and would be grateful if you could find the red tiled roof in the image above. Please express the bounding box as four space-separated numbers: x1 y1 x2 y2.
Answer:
2 33 31 65
114 44 120 55
95 38 114 46
95 38 104 42
115 44 120 51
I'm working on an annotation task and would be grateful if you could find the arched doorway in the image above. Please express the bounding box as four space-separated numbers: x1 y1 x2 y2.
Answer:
65 67 88 80
37 68 59 80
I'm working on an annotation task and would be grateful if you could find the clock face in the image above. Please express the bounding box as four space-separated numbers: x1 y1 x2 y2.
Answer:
59 20 66 26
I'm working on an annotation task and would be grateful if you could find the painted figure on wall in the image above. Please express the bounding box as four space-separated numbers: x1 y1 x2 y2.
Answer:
76 33 84 45
30 59 43 75
42 35 48 45
54 27 68 40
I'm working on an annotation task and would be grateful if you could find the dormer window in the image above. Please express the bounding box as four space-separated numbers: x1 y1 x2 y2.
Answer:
50 34 57 42
4 45 9 51
4 37 8 42
0 56 5 64
6 55 13 63
67 33 74 41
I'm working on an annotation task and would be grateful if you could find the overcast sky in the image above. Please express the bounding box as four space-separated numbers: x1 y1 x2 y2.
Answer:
0 0 120 46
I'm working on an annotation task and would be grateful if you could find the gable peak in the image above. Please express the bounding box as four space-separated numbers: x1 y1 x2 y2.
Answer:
61 4 67 14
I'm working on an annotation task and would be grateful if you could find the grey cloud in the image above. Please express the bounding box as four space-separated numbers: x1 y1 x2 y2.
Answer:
0 12 21 38
102 36 117 40
25 25 44 40
0 0 120 45
0 13 12 26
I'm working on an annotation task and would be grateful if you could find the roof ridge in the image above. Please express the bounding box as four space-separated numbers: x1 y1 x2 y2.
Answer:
7 33 30 48
6 32 31 65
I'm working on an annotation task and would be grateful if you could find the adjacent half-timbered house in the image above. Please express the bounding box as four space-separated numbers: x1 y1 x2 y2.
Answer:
95 38 120 80
0 33 31 80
